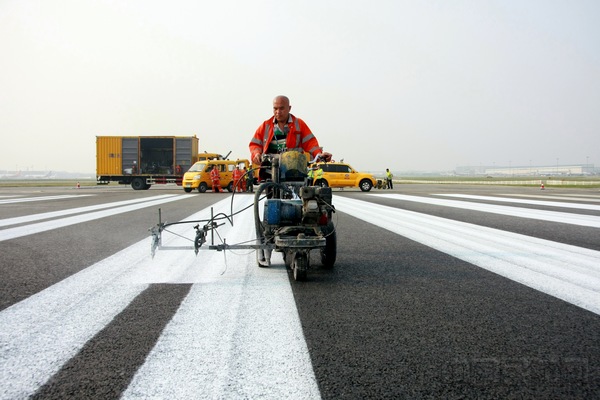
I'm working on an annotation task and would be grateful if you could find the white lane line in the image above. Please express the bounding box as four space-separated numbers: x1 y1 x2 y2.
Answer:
372 194 600 228
123 196 320 399
0 196 319 399
0 195 189 242
502 194 600 202
0 194 92 205
435 193 600 210
0 195 178 228
334 196 600 315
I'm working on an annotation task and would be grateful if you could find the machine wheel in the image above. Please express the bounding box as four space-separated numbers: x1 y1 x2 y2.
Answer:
198 182 208 193
320 221 337 268
293 253 308 281
283 251 293 269
131 178 146 190
184 187 192 193
359 179 373 192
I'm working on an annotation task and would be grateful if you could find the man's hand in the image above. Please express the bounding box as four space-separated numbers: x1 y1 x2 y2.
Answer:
320 152 332 162
252 153 262 165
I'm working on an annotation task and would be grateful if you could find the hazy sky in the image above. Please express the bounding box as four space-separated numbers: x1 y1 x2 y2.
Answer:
1 0 598 173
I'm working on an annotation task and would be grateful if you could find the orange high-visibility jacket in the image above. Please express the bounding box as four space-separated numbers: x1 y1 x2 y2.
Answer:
249 114 322 162
232 168 243 181
210 167 220 181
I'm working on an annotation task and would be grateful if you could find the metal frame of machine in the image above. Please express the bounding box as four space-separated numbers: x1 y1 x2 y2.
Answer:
149 150 337 281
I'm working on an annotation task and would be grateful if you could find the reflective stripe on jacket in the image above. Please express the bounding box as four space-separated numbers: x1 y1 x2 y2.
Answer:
249 114 322 161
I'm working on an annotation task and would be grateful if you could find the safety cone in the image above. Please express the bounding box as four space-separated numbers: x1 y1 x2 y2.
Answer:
540 182 544 190
76 182 80 189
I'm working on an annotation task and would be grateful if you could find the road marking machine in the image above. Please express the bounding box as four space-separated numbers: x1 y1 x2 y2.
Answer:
150 150 337 281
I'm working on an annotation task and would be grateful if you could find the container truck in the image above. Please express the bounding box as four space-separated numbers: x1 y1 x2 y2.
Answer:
96 135 199 190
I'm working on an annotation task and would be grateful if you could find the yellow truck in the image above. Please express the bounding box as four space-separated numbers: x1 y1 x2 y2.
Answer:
96 136 199 190
182 159 250 192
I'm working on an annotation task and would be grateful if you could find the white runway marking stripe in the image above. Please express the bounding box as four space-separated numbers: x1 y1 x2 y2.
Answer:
0 194 91 205
334 196 600 315
0 195 188 242
436 193 600 210
123 196 320 399
0 194 178 228
0 196 319 399
373 194 600 228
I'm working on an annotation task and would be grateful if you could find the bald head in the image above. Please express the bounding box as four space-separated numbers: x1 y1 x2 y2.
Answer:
273 95 291 123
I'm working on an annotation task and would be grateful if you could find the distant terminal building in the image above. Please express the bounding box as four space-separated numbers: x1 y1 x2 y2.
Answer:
456 164 595 176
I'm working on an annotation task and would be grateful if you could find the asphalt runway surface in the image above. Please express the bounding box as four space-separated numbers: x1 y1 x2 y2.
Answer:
1 183 599 399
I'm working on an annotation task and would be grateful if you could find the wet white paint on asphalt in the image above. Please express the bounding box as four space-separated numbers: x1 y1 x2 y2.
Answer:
335 195 600 315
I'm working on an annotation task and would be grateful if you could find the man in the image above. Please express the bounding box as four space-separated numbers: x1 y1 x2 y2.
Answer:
386 168 393 189
246 167 254 193
307 165 315 186
209 165 223 193
241 166 248 192
249 95 331 169
232 166 243 192
313 164 325 187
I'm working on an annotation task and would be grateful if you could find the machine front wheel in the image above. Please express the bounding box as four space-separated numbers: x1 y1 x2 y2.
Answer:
293 253 308 281
320 222 337 268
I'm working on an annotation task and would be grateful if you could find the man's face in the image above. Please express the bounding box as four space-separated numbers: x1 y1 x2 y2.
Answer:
273 98 291 123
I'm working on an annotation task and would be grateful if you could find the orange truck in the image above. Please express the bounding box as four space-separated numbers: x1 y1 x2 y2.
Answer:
96 135 199 190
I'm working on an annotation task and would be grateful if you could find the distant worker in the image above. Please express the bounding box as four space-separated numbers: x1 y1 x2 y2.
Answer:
241 166 248 192
313 164 325 187
209 165 223 193
232 166 243 192
246 167 254 193
249 95 331 180
307 165 316 186
386 168 393 189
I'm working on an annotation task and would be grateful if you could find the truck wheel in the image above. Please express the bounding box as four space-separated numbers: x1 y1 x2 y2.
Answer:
184 188 192 193
359 179 373 192
320 221 337 268
226 182 234 192
131 178 146 190
198 183 208 193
